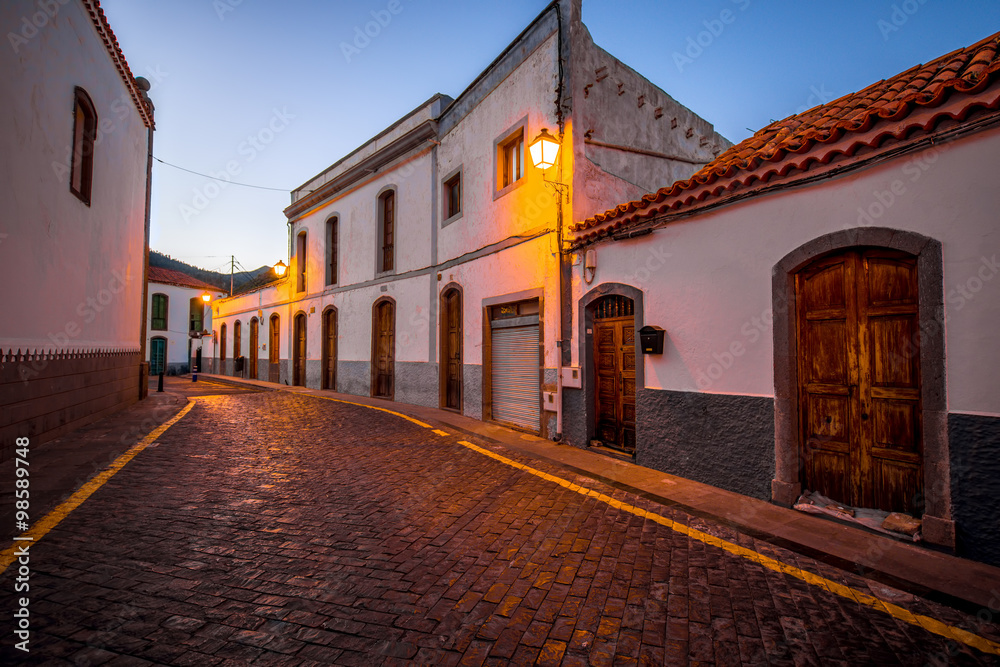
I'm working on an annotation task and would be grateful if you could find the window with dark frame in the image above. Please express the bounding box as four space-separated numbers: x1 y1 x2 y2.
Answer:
327 217 338 285
189 297 203 333
70 88 97 205
445 173 461 219
151 293 168 331
296 231 307 292
380 191 395 272
499 131 524 190
220 323 227 361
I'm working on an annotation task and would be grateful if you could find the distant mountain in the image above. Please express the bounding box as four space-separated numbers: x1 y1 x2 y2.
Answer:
149 251 278 295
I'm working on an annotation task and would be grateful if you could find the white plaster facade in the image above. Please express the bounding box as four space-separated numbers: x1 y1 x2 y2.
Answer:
146 268 226 375
214 0 728 436
0 0 154 455
566 34 1000 564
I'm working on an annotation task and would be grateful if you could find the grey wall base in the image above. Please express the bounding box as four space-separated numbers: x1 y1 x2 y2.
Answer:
636 389 775 501
949 413 1000 567
463 364 483 420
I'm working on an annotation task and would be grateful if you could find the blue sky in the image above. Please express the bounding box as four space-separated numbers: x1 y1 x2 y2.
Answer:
98 0 1000 271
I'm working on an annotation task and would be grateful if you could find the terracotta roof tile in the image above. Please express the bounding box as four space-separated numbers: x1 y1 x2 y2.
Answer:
573 32 1000 239
148 266 222 292
83 0 154 129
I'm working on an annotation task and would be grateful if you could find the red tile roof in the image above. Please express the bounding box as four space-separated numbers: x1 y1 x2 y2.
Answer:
83 0 154 129
572 31 1000 240
148 266 222 292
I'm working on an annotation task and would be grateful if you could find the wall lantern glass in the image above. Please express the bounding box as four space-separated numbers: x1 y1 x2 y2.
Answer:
201 292 212 303
273 260 288 277
529 128 560 170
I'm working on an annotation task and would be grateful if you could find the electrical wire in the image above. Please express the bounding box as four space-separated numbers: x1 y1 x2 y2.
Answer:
150 155 292 192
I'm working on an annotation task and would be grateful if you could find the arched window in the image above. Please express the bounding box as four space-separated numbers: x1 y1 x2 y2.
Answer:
70 87 97 205
151 293 168 331
296 231 307 293
327 216 339 286
378 190 395 273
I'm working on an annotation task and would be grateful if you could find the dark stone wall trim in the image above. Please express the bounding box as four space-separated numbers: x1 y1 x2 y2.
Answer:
635 388 775 500
948 413 1000 567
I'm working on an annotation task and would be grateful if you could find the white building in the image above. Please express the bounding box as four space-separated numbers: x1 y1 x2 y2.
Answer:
146 267 226 375
214 0 729 439
568 32 1000 564
0 0 154 459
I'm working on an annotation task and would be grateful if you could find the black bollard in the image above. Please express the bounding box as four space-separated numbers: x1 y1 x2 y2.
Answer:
157 371 164 392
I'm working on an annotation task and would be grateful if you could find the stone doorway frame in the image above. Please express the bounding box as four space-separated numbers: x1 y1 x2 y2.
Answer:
771 227 953 549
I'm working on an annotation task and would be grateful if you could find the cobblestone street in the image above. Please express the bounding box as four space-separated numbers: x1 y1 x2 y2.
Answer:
2 390 999 665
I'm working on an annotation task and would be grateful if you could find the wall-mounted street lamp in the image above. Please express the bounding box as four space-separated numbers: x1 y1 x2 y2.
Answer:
273 260 288 277
201 291 212 303
529 128 561 170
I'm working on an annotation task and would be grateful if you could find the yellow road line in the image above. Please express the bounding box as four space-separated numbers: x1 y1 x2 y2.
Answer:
307 394 432 429
455 439 1000 656
0 401 196 574
432 429 450 437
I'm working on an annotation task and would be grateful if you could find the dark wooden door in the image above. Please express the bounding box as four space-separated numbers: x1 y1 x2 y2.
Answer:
797 248 922 513
249 319 258 379
441 289 462 410
373 301 394 399
323 309 336 390
269 315 280 383
293 313 307 387
593 298 636 452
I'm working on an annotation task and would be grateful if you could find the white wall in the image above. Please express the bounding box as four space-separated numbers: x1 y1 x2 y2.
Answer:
0 0 150 353
575 126 1000 416
147 283 225 367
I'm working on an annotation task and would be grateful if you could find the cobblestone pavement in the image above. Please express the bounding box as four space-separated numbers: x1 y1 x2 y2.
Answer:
2 391 999 665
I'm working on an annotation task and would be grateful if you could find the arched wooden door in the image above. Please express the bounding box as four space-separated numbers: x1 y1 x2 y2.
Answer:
440 287 462 410
249 318 259 379
372 299 395 399
592 295 636 452
269 314 280 383
322 308 337 390
796 248 922 513
293 313 307 387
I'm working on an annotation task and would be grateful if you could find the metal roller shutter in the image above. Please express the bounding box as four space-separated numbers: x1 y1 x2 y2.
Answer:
491 324 540 430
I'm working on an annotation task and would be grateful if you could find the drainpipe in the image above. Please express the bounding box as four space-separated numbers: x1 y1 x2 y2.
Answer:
138 78 154 399
554 0 569 440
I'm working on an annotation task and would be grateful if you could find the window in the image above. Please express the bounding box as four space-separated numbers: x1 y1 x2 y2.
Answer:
151 293 168 331
220 323 227 362
296 231 307 292
499 130 524 190
379 190 395 273
70 88 97 205
444 171 462 221
327 216 338 285
189 297 203 333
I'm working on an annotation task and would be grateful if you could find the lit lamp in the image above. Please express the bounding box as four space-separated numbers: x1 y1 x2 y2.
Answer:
201 291 212 303
273 260 288 277
529 128 560 170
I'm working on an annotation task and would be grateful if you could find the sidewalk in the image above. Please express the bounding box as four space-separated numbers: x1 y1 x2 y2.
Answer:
7 372 998 615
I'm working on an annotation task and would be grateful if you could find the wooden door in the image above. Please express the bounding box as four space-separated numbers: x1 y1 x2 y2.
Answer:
441 289 462 410
323 309 336 390
593 297 636 452
373 301 394 399
293 313 307 387
797 249 922 513
249 318 258 379
269 315 280 383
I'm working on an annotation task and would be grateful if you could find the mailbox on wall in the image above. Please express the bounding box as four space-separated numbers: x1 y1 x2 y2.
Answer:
639 325 665 355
